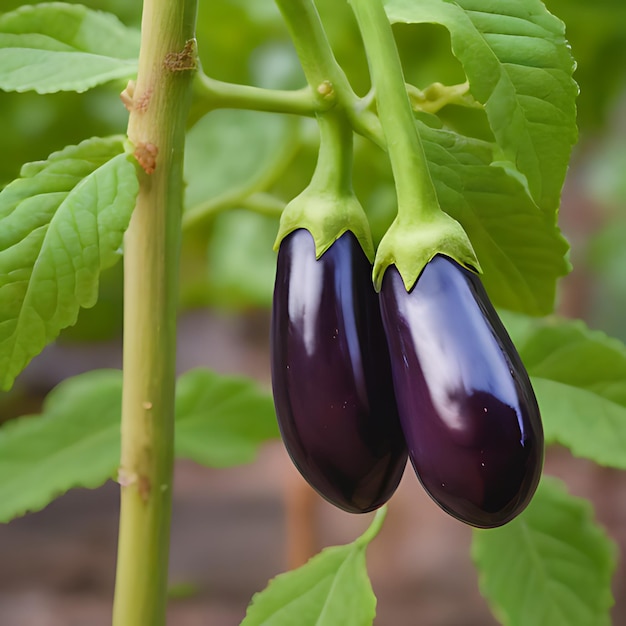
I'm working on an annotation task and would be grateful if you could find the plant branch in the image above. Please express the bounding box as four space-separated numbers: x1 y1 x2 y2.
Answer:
242 192 286 216
274 0 384 147
112 0 197 624
194 73 323 117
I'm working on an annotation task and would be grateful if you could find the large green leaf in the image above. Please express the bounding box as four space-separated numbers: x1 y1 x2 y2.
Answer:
472 478 616 626
0 3 140 93
380 0 577 315
384 0 578 216
205 209 278 309
0 368 278 523
175 368 279 467
420 123 569 314
0 136 138 390
241 508 385 626
533 379 626 469
0 369 122 522
184 109 291 212
184 109 291 309
504 316 626 468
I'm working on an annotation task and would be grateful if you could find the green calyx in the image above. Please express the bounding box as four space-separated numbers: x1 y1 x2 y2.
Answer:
349 0 479 292
274 186 374 262
274 110 374 262
372 211 481 292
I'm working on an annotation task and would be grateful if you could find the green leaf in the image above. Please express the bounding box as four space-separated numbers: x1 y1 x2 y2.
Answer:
533 379 626 469
505 315 626 468
472 477 616 626
184 110 292 309
420 123 569 314
0 368 277 522
184 109 290 211
379 0 578 313
385 0 578 215
0 136 138 390
0 369 122 523
206 209 278 309
0 3 140 93
242 508 386 626
175 368 279 468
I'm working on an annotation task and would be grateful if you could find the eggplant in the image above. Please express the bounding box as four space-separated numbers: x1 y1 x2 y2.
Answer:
379 255 543 528
271 229 407 513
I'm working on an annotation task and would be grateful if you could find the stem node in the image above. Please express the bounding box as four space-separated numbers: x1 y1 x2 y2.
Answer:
163 38 198 72
316 80 335 99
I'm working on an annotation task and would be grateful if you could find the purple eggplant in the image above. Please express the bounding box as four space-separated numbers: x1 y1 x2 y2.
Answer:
380 255 543 528
271 229 407 513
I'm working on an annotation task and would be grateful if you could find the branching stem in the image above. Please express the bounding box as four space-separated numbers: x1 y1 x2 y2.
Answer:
194 74 322 116
274 0 384 147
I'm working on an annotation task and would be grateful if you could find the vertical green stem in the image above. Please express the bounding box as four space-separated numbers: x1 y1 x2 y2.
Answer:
112 0 197 624
350 0 439 225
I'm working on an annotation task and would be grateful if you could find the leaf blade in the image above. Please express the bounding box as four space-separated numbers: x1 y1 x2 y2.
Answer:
174 368 279 468
0 136 138 390
532 378 626 470
0 3 140 93
385 0 578 214
241 509 385 626
0 368 278 522
472 478 616 626
503 315 626 469
205 209 278 309
419 123 569 314
0 369 122 523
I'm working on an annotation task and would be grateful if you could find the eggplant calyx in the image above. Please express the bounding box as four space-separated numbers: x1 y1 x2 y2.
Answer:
273 188 375 262
372 212 481 292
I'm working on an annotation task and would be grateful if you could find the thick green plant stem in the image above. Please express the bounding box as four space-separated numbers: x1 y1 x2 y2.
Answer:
112 0 198 624
349 0 438 226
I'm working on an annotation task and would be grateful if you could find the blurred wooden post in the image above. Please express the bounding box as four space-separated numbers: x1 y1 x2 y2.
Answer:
285 467 318 569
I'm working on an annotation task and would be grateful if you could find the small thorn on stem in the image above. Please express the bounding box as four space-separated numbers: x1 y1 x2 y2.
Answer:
121 81 152 113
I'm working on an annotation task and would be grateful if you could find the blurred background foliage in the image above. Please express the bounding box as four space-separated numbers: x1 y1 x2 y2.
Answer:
1 0 625 343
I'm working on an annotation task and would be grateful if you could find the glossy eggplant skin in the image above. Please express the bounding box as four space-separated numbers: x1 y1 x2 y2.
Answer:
379 255 543 528
271 229 407 513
